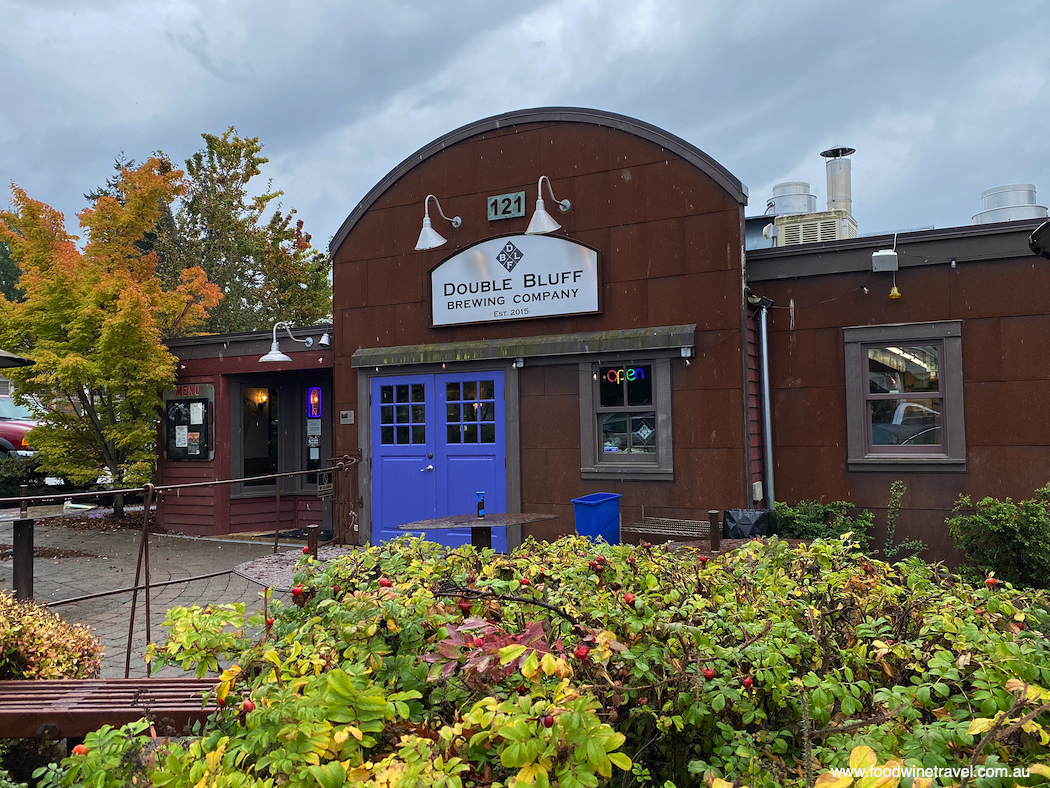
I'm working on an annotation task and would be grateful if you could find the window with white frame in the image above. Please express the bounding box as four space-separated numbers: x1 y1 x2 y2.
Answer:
844 321 965 471
579 357 673 480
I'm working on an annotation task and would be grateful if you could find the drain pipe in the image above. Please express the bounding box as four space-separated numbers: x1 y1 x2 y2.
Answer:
748 294 776 510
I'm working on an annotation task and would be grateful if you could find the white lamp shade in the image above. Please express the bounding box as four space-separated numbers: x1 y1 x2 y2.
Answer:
415 216 448 250
525 198 562 235
317 332 331 348
259 340 292 362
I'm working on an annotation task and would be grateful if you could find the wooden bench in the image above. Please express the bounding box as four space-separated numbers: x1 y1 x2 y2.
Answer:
0 678 218 740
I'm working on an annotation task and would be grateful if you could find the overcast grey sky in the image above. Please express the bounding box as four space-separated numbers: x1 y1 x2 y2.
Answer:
2 0 1047 248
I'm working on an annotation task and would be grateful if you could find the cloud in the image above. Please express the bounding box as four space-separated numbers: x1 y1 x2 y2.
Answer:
1 0 1046 246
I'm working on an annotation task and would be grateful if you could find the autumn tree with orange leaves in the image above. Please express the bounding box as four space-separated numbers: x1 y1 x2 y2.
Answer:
0 159 221 501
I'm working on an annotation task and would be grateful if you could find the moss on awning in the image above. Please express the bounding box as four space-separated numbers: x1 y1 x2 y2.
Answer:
350 324 696 368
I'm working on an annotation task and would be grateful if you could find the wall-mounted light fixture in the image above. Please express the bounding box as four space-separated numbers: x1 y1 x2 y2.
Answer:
260 321 315 362
415 194 462 250
317 332 331 348
525 175 571 235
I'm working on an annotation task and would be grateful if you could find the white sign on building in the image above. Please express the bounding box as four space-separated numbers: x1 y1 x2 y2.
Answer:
429 235 600 327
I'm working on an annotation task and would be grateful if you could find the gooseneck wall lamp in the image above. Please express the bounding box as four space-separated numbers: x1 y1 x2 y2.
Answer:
525 175 571 235
259 321 315 363
415 194 462 251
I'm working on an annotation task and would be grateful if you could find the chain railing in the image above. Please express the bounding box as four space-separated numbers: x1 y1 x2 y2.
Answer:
0 455 359 676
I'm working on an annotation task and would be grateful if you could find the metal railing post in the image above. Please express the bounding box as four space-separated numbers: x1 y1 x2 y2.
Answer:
709 509 721 554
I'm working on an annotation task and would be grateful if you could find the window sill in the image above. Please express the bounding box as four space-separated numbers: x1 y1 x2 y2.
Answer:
848 457 966 473
581 466 674 481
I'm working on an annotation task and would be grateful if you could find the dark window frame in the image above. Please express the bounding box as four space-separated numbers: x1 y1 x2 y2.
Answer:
844 321 966 472
579 357 673 480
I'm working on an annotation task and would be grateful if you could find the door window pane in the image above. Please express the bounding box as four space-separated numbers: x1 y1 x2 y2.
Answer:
446 382 460 401
243 387 278 486
480 380 495 400
382 379 427 444
463 423 478 443
447 424 461 443
480 424 496 443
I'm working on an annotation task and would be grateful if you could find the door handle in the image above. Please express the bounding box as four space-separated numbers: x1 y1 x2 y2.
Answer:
421 464 434 472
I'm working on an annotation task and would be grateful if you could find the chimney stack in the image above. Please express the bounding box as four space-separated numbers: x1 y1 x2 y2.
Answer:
820 147 855 216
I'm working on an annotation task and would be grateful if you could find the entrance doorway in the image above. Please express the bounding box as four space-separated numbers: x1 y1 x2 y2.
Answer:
370 371 507 549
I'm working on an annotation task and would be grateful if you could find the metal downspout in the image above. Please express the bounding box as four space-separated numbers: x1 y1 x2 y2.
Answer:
758 303 775 510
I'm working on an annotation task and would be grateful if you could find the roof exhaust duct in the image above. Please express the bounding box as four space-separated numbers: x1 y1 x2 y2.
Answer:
821 146 855 215
765 182 816 216
972 184 1047 224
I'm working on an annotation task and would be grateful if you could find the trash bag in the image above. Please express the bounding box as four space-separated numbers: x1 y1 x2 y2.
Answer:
722 509 772 539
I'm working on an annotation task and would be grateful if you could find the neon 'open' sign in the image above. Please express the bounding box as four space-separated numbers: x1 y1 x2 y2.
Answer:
307 387 322 418
604 367 646 384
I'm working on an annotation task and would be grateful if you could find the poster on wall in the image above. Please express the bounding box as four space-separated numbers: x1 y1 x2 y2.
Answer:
430 235 600 327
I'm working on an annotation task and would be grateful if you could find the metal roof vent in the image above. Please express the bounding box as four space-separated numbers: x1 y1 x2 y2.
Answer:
766 182 816 216
972 184 1048 224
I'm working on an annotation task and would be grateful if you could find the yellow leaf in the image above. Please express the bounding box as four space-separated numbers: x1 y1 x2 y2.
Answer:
967 717 997 735
522 650 541 680
1029 764 1050 778
911 779 933 788
849 746 877 772
333 729 349 745
348 726 364 741
711 779 735 788
814 772 854 788
856 759 900 788
387 619 398 633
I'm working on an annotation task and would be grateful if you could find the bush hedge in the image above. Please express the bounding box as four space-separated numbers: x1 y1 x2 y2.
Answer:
773 499 874 548
35 536 1050 787
948 484 1050 590
0 592 101 680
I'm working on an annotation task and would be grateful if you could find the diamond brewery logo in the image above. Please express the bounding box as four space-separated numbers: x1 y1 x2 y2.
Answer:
496 241 523 272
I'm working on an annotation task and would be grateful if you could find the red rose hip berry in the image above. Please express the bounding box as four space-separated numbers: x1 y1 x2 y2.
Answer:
379 577 393 588
72 744 89 755
542 714 555 728
574 644 590 660
624 593 636 605
702 667 716 680
743 677 753 688
241 699 256 713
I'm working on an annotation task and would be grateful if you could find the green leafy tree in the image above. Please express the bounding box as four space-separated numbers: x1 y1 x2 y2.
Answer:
0 240 22 302
163 127 331 333
0 160 221 509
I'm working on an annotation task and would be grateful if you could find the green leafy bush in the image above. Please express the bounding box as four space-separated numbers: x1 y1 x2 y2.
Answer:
0 454 49 498
0 592 102 680
38 536 1050 787
0 767 26 788
948 483 1050 589
773 499 874 548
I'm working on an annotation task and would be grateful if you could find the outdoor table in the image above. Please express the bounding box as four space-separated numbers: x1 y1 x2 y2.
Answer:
398 512 558 550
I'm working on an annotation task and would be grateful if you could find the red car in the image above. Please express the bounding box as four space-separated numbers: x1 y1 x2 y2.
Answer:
0 397 36 456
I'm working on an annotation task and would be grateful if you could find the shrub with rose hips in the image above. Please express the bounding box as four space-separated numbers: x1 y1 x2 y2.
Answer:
49 534 1050 788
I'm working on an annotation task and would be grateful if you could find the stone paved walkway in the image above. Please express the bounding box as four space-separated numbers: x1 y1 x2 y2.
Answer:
0 518 297 679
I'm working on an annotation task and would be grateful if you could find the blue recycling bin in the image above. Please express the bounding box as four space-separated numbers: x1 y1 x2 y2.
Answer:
571 492 622 545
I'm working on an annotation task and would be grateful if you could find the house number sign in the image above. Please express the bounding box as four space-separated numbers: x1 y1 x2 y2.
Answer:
487 191 526 221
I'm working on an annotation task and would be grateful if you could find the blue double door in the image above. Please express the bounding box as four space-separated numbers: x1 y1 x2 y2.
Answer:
371 371 507 550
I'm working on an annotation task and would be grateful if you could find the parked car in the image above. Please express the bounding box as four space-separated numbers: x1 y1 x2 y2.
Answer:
0 397 37 456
